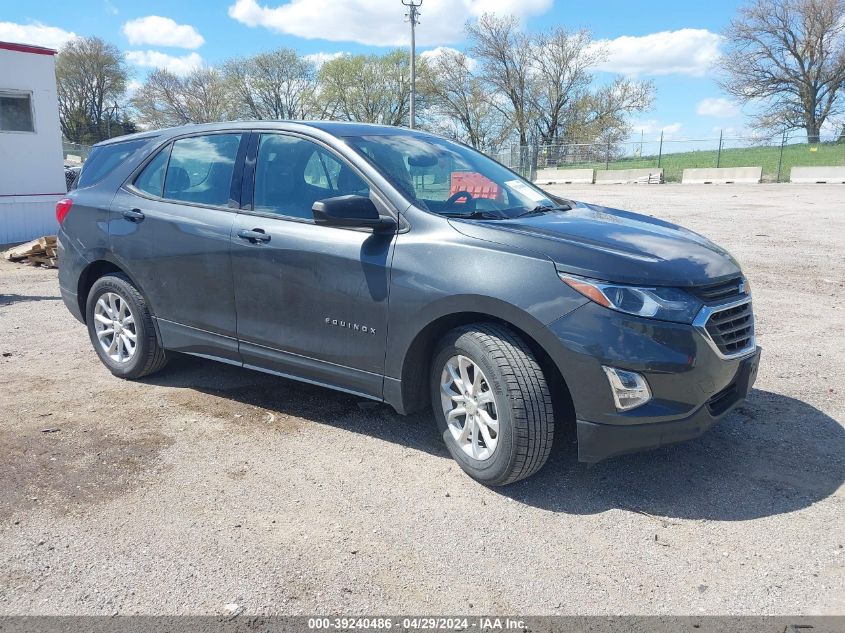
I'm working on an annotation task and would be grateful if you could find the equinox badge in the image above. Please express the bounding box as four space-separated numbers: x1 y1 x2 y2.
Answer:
325 317 376 335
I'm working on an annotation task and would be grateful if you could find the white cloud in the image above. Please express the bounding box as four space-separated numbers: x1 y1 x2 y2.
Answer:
0 21 77 50
592 29 722 77
304 51 346 67
228 0 552 46
631 120 683 139
125 79 143 96
125 50 203 76
421 46 478 71
122 16 204 49
697 97 740 118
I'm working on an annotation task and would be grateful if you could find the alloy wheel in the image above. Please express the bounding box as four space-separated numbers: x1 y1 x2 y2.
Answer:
93 292 137 363
439 355 500 461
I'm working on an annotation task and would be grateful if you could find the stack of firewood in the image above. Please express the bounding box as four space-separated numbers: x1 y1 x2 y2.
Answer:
3 236 58 268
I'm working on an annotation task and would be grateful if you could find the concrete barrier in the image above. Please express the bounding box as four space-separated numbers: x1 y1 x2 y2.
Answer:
534 168 594 184
682 167 762 184
594 168 663 184
789 166 845 184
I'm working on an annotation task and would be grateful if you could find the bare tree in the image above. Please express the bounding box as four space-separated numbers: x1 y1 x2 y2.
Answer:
131 67 232 129
467 14 654 151
56 37 128 143
466 14 534 147
418 49 511 151
317 50 411 125
223 48 317 120
720 0 845 142
562 77 656 143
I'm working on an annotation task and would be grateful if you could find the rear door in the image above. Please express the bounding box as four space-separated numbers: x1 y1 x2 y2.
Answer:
110 131 248 361
230 131 397 398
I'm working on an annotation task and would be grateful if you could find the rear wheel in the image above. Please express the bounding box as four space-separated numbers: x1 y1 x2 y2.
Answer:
430 323 554 485
85 273 168 379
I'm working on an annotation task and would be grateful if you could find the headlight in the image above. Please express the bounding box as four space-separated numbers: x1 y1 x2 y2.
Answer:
560 273 703 324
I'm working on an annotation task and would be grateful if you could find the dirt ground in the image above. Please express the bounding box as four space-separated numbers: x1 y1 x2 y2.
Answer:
0 184 843 616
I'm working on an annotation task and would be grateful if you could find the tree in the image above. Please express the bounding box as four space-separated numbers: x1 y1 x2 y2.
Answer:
466 14 534 147
418 48 511 152
524 28 653 145
56 37 128 144
527 28 598 145
466 13 654 161
720 0 845 142
131 67 233 129
223 48 317 120
560 77 655 143
317 50 411 125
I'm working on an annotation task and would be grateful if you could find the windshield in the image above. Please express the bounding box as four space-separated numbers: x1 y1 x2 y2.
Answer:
343 134 560 219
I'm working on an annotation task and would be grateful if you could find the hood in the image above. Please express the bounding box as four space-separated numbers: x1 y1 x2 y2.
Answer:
448 202 742 287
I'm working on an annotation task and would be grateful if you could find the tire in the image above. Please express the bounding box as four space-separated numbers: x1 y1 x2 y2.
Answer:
430 323 554 486
85 273 168 379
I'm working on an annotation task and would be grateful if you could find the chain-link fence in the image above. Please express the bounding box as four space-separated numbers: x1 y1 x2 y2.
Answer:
62 140 92 163
491 131 845 182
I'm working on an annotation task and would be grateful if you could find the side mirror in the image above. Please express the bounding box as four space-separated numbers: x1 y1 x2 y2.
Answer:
312 195 396 231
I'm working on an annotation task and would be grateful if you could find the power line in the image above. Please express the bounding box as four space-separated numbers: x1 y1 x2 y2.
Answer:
402 0 422 129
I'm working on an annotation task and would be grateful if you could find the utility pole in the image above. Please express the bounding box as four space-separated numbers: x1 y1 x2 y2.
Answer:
402 0 422 129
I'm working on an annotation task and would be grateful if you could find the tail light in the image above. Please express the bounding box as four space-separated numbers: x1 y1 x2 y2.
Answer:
56 198 73 224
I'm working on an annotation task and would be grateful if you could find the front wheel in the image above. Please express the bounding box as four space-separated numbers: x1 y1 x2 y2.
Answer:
431 323 554 486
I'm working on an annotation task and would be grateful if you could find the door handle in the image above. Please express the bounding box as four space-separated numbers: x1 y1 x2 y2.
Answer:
123 208 145 222
237 228 271 243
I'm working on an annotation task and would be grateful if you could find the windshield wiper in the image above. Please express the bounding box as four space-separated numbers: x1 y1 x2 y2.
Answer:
514 204 572 218
440 210 507 220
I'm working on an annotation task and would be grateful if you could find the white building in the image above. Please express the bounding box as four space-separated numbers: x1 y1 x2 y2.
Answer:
0 41 66 244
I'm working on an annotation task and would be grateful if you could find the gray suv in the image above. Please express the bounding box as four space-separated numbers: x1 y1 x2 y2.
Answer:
57 121 760 485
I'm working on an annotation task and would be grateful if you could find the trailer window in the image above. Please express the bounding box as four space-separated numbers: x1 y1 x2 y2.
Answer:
0 92 34 132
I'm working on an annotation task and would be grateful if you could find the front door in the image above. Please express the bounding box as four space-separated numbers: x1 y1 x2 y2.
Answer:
230 132 397 398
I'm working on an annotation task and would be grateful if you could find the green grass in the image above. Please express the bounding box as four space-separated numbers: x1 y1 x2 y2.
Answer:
553 141 845 182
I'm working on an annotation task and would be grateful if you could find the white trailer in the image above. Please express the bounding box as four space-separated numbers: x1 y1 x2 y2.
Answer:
0 41 66 244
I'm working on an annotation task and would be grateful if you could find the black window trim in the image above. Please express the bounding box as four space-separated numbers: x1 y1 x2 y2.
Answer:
123 130 249 212
239 129 402 229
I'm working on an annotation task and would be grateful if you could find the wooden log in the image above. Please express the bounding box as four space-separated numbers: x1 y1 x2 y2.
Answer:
3 239 42 261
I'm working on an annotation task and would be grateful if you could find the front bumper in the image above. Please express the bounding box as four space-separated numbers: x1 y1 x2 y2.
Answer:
577 348 760 462
542 301 760 462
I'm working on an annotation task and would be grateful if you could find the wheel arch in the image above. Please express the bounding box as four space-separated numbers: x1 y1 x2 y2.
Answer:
394 305 575 435
76 259 163 346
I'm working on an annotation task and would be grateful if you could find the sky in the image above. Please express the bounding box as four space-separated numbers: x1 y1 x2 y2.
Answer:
0 0 757 141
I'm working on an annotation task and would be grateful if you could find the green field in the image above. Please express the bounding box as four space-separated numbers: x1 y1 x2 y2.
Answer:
553 141 845 182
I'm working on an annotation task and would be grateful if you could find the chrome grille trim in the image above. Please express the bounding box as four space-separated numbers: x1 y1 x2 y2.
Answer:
693 296 756 360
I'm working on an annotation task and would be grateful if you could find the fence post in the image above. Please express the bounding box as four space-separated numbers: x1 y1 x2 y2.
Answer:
657 131 664 168
776 131 787 183
716 129 723 168
605 140 611 170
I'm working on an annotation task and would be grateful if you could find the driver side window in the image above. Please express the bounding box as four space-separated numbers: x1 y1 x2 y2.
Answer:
254 133 369 220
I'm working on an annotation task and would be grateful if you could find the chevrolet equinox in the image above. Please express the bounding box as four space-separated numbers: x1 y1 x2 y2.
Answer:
57 122 761 485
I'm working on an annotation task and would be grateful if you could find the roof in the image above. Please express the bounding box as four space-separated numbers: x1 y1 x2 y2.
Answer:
0 41 57 56
95 120 429 147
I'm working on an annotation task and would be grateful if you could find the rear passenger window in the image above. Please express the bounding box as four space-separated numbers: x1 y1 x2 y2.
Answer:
77 139 148 189
163 134 242 207
134 144 170 197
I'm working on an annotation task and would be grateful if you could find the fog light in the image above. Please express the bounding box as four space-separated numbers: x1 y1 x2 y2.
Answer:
602 366 651 411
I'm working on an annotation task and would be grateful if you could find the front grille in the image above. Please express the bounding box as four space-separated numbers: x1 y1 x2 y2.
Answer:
690 276 745 303
704 301 755 356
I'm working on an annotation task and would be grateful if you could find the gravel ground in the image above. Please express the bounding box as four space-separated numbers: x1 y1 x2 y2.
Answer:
0 184 843 616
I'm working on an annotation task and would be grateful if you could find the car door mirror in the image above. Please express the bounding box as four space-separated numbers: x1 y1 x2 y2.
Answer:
312 195 396 231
